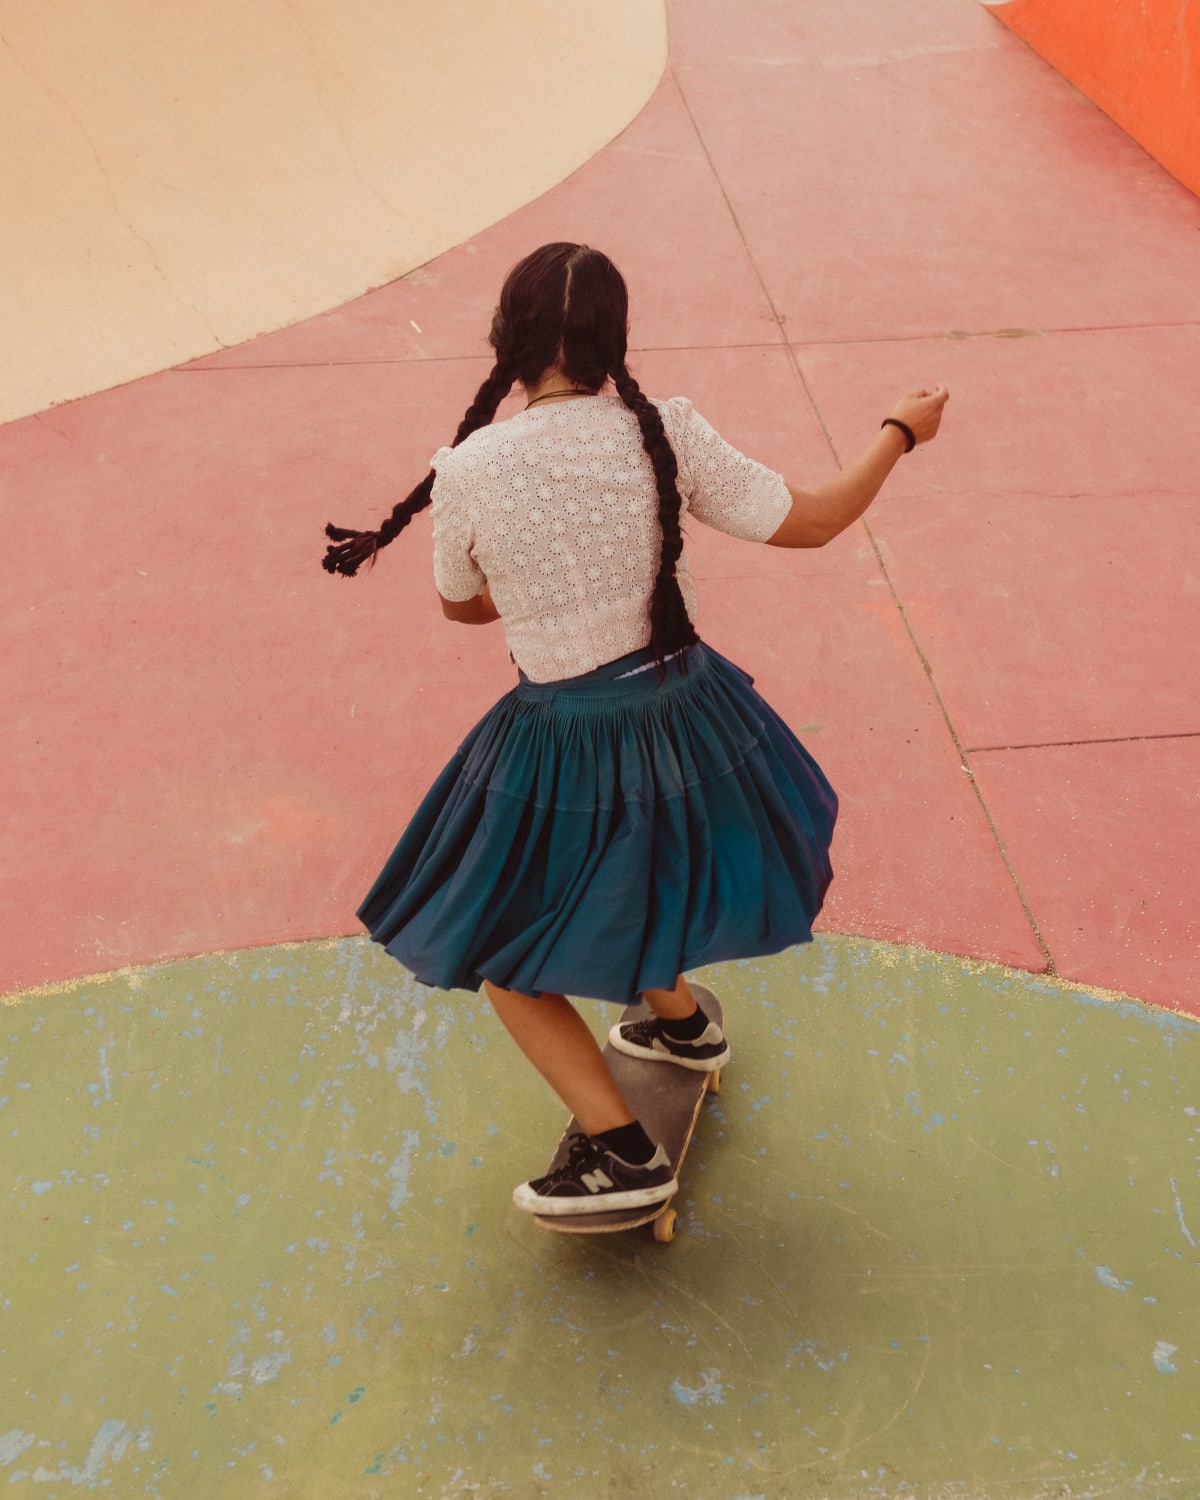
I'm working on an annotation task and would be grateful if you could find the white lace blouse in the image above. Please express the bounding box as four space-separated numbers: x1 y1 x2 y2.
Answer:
430 394 792 683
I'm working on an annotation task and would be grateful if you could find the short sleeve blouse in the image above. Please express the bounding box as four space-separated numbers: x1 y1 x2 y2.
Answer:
430 394 791 682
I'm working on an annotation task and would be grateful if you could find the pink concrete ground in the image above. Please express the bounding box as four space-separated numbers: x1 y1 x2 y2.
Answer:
4 0 1198 1009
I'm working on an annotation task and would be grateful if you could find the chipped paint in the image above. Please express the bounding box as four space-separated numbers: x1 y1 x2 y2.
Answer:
671 1369 726 1407
1154 1341 1181 1374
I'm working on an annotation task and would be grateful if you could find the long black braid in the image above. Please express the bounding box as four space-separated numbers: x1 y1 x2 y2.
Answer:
610 364 699 667
323 242 699 672
557 247 698 669
322 362 514 576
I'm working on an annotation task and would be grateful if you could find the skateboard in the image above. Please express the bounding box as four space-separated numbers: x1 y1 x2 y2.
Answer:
532 983 725 1244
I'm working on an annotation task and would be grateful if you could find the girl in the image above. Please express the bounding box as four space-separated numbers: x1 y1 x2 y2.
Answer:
323 243 947 1218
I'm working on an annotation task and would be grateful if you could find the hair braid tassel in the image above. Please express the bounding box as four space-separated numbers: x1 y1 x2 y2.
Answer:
322 524 381 577
322 364 513 578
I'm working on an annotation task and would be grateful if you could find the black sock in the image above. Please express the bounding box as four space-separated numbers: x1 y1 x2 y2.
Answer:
659 1003 710 1042
595 1121 656 1165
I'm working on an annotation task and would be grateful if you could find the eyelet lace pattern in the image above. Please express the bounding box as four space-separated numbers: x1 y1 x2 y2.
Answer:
431 396 791 683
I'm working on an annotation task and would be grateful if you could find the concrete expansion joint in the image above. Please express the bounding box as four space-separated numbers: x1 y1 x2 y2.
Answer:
970 728 1200 754
858 518 1057 976
809 317 1200 349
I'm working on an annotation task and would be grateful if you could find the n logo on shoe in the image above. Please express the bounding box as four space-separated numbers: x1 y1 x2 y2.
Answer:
580 1169 614 1194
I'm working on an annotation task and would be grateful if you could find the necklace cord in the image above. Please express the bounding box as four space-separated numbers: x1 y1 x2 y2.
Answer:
524 387 594 409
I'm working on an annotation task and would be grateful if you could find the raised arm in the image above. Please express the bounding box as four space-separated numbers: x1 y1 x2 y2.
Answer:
768 385 949 549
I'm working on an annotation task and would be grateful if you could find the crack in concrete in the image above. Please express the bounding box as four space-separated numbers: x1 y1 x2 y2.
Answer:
0 34 224 348
274 0 448 241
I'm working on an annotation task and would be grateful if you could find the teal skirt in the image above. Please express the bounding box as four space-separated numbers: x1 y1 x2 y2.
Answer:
358 642 837 1005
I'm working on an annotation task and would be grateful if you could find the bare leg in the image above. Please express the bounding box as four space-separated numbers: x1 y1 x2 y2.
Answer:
641 974 698 1022
483 981 635 1136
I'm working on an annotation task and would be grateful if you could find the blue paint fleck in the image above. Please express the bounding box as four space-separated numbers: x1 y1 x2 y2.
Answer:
671 1369 725 1407
1153 1341 1179 1374
386 1131 420 1212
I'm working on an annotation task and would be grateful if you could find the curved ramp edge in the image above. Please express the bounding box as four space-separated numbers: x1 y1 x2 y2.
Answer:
0 0 667 423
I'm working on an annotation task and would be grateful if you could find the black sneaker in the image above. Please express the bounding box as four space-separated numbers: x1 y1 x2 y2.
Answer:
608 1006 730 1073
512 1133 677 1217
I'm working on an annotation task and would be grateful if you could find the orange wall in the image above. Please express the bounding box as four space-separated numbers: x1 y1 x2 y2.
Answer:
988 0 1200 199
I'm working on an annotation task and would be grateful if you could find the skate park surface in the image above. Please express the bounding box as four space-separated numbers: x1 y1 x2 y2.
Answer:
3 0 1199 1494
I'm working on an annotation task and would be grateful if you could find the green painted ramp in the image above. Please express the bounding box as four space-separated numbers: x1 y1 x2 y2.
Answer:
3 937 1199 1496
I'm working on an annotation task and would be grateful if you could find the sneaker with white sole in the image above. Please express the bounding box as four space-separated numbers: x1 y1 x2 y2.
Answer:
608 1008 730 1073
512 1133 677 1217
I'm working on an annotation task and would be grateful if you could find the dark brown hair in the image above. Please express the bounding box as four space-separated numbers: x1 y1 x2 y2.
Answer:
323 243 697 667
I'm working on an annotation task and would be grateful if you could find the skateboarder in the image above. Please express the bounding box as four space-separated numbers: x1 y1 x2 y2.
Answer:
323 243 947 1217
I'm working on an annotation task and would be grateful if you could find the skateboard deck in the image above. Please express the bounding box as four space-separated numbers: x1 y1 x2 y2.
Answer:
532 984 725 1243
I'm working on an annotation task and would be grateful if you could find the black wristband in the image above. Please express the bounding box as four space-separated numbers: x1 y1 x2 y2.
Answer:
882 417 916 453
